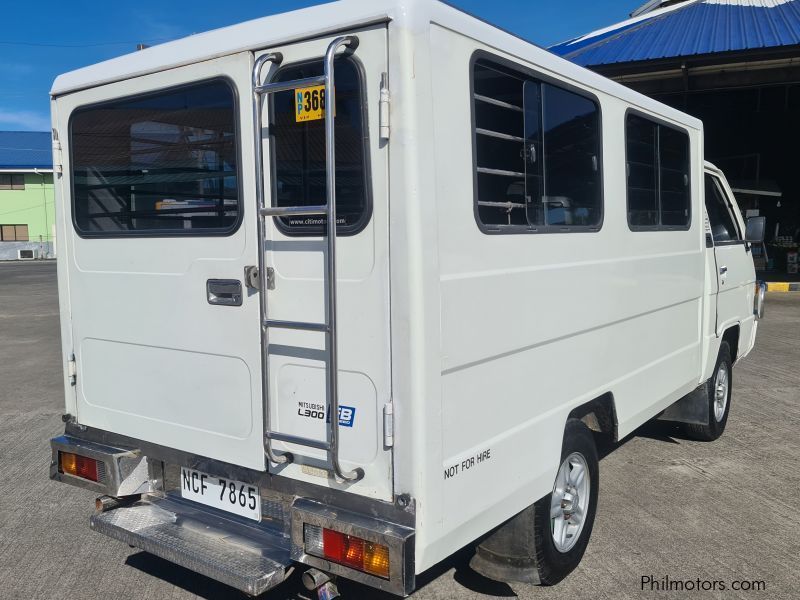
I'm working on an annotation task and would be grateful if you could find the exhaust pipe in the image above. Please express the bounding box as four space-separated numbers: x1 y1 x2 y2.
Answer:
302 568 340 599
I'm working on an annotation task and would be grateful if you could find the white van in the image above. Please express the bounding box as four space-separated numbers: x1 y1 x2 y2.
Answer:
48 0 765 596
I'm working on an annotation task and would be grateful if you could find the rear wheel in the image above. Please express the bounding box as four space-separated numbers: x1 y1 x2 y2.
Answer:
685 341 732 441
532 418 599 584
469 418 599 585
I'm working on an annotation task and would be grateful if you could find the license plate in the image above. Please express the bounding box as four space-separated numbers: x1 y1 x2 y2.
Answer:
180 468 261 521
295 84 332 122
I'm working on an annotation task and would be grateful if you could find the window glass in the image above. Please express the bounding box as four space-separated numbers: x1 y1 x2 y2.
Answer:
0 175 26 190
704 175 740 243
271 58 369 235
659 126 690 227
0 224 28 241
626 115 658 227
474 61 526 226
626 113 691 229
0 174 24 190
71 79 239 235
473 58 601 231
539 83 601 227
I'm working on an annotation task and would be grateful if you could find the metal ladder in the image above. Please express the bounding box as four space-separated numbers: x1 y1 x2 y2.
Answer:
252 36 364 482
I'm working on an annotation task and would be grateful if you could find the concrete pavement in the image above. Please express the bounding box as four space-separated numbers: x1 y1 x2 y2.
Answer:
0 261 797 599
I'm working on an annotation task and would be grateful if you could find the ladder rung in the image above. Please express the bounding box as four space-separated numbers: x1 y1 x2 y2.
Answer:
255 75 326 95
260 205 327 217
266 431 331 451
264 319 329 333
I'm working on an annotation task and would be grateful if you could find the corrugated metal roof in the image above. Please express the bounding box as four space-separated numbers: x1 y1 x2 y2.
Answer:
0 131 52 170
550 0 800 66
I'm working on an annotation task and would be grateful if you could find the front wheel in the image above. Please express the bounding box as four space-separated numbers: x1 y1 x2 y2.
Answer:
685 341 732 442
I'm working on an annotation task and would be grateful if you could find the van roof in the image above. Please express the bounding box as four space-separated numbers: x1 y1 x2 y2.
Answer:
50 0 702 131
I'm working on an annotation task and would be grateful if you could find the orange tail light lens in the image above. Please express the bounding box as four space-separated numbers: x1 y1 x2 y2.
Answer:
363 541 390 578
59 451 99 482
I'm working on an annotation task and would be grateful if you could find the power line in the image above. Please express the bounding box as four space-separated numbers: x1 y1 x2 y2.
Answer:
0 38 175 49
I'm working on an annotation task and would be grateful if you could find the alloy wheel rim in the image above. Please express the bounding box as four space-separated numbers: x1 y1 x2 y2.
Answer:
550 452 590 553
713 363 729 422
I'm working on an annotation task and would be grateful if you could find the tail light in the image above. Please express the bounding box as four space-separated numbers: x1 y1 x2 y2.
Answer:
59 451 100 482
304 524 390 579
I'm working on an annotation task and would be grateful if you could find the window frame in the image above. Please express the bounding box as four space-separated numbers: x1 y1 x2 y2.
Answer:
267 54 373 238
705 172 745 247
68 76 244 239
470 50 605 236
624 108 692 232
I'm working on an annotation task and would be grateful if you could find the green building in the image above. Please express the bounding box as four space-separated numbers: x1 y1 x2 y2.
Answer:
0 131 55 259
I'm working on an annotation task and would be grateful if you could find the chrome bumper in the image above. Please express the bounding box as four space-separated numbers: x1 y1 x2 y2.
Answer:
91 495 291 596
51 427 416 596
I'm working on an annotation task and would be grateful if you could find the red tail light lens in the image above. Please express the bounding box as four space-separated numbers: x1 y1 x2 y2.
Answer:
59 451 99 482
322 528 365 569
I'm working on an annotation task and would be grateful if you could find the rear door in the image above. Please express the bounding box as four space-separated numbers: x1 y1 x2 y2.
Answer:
704 170 756 354
58 53 265 470
255 25 392 500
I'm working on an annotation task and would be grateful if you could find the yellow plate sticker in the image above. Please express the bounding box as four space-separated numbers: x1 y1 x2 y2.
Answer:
295 85 329 122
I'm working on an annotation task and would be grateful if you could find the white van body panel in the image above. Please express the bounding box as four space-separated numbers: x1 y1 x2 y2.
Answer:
256 25 394 500
50 0 758 581
55 53 266 470
705 163 758 361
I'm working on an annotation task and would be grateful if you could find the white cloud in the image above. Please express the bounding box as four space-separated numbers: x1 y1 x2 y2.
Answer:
0 109 50 131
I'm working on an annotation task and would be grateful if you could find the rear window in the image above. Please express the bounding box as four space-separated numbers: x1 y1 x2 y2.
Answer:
70 79 240 236
269 58 371 236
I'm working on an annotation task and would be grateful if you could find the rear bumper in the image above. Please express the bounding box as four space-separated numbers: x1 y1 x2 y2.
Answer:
91 495 290 596
50 428 416 596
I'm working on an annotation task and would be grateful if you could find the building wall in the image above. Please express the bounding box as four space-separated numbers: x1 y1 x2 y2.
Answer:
0 172 55 258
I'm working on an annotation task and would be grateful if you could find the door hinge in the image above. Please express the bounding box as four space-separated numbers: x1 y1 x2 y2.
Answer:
383 402 394 448
52 130 63 176
67 353 76 386
379 72 390 142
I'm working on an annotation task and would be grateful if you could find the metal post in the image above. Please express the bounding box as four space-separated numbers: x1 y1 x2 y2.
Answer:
252 51 290 466
324 35 363 483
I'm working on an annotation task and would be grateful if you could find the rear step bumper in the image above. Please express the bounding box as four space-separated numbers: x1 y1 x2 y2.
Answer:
52 428 416 596
90 496 291 596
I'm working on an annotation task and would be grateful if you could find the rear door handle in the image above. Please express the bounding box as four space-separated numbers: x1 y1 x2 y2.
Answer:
207 279 243 306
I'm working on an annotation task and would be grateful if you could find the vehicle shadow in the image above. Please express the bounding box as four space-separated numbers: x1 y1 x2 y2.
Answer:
125 551 308 600
338 545 517 598
595 419 684 460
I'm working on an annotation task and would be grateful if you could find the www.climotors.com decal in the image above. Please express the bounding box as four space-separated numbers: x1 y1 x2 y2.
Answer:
297 402 356 427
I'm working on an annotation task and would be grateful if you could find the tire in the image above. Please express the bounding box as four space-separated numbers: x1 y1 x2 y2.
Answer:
469 419 599 585
685 341 732 442
530 418 600 585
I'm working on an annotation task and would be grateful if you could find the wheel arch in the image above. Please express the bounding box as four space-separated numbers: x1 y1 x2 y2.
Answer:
567 392 618 443
722 325 740 363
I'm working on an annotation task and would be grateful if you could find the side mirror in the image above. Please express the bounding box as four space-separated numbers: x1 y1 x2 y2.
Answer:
745 216 766 243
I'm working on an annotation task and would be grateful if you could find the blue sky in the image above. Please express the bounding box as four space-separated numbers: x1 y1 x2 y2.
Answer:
0 0 640 132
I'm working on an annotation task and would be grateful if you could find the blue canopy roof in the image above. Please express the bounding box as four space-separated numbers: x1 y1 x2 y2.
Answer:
0 131 52 170
550 0 800 67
